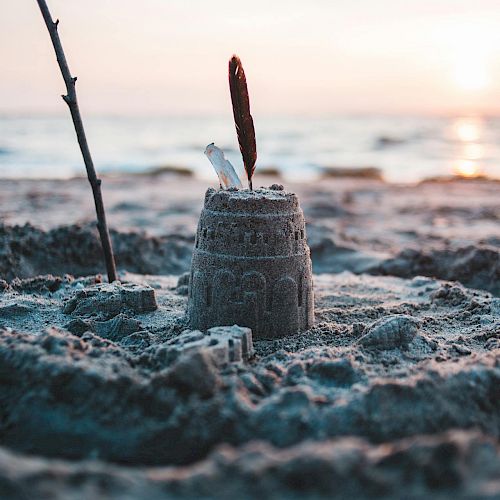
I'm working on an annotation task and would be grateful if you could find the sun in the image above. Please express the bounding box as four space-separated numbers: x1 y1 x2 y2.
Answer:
445 24 493 92
452 55 490 91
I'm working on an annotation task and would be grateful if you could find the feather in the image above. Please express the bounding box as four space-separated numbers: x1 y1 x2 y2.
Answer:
229 55 257 190
204 143 243 189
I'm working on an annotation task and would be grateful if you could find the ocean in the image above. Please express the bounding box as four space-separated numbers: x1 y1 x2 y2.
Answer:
1 114 499 183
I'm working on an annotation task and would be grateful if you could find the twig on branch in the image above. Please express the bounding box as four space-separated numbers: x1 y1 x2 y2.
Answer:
36 0 117 283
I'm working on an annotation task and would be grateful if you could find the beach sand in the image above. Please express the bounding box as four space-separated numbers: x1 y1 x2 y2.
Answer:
0 172 499 498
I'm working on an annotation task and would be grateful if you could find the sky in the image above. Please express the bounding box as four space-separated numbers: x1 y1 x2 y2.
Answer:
2 0 500 116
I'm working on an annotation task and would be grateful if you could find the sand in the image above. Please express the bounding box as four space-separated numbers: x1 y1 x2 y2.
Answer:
0 172 499 499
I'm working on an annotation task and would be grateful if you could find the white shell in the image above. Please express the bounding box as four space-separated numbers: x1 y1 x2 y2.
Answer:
204 143 243 189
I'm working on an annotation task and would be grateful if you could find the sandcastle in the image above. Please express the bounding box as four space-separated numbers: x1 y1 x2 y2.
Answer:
187 185 314 338
187 55 314 338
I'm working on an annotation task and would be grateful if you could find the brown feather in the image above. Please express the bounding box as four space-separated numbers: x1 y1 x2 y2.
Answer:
229 55 257 189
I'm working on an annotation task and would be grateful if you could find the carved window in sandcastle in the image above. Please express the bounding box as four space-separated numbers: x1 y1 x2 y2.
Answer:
272 277 299 333
196 264 306 326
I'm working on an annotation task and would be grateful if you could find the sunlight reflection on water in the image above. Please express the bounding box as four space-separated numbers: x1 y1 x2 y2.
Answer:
452 117 485 178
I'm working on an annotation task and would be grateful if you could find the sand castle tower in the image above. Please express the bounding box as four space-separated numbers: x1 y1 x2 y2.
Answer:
187 185 314 339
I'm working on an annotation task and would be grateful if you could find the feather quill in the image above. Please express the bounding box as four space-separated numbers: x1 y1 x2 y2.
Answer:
229 55 257 190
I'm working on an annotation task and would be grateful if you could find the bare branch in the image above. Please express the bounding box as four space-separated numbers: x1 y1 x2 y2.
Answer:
36 0 117 283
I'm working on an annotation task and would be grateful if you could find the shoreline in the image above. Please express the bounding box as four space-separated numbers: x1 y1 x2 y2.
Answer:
1 169 499 184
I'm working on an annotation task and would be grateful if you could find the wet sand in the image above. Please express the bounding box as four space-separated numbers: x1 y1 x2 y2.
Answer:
0 173 499 498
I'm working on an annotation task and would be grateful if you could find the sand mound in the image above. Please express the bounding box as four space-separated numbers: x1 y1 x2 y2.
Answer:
371 244 500 296
0 224 193 280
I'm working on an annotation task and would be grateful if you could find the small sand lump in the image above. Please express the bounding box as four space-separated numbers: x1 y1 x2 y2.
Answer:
63 282 157 318
357 314 419 350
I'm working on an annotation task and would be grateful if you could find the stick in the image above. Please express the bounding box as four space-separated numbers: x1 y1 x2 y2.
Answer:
36 0 117 283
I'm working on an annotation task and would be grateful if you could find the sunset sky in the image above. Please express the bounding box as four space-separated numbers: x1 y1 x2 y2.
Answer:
2 0 500 116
